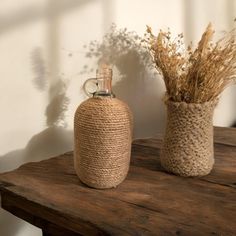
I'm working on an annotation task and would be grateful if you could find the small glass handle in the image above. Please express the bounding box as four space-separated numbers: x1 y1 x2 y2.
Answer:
83 78 98 97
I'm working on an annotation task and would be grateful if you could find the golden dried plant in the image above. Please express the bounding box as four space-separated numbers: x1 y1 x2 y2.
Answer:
145 23 236 103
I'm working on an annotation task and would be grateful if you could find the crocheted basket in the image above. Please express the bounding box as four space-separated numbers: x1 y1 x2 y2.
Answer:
74 97 133 189
160 99 218 177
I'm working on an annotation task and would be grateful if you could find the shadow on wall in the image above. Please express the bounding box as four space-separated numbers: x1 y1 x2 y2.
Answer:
0 48 73 236
112 50 166 138
82 25 166 138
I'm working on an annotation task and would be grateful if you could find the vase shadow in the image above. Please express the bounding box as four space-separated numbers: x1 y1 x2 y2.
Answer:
112 50 166 139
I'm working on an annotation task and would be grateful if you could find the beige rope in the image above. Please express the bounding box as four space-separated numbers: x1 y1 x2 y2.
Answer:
161 99 218 177
74 97 133 189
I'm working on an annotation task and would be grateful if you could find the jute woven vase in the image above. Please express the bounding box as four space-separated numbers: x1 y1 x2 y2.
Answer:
161 99 218 177
74 97 133 189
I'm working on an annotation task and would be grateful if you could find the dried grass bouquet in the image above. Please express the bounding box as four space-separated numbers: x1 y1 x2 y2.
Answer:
145 23 236 103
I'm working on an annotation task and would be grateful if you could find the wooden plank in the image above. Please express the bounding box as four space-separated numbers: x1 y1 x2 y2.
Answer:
0 141 236 236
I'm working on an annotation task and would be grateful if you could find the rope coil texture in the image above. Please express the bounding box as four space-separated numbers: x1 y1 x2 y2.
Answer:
74 97 133 189
161 99 218 177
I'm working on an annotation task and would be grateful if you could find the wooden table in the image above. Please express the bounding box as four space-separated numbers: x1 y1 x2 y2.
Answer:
0 127 236 236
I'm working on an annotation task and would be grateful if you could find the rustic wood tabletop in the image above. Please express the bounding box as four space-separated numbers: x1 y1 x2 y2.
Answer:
0 127 236 236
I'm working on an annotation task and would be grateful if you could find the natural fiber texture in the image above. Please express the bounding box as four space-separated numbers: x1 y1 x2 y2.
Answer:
145 24 236 103
74 97 133 189
161 99 218 177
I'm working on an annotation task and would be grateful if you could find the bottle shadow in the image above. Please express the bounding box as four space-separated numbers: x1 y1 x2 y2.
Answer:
0 127 73 173
112 50 166 138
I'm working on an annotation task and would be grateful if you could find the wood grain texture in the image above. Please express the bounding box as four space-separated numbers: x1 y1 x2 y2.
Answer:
0 127 236 236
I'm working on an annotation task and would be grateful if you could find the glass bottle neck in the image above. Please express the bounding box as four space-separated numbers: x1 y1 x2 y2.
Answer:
94 67 114 97
95 77 112 96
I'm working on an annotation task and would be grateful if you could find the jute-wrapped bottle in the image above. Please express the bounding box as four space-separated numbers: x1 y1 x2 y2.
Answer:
161 99 218 177
74 66 133 189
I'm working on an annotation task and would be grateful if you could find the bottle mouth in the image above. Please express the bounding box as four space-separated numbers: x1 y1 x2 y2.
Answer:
96 64 112 79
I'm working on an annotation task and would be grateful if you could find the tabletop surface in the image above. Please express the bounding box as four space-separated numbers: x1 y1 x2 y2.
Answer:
0 127 236 236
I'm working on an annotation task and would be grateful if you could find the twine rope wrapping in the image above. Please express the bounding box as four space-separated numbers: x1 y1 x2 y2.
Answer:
161 99 218 177
74 97 133 189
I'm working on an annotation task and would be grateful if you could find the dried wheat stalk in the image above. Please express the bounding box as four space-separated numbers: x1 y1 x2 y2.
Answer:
145 23 236 103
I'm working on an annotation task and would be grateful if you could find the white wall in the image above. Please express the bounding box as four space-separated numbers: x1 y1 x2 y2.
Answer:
0 0 235 235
